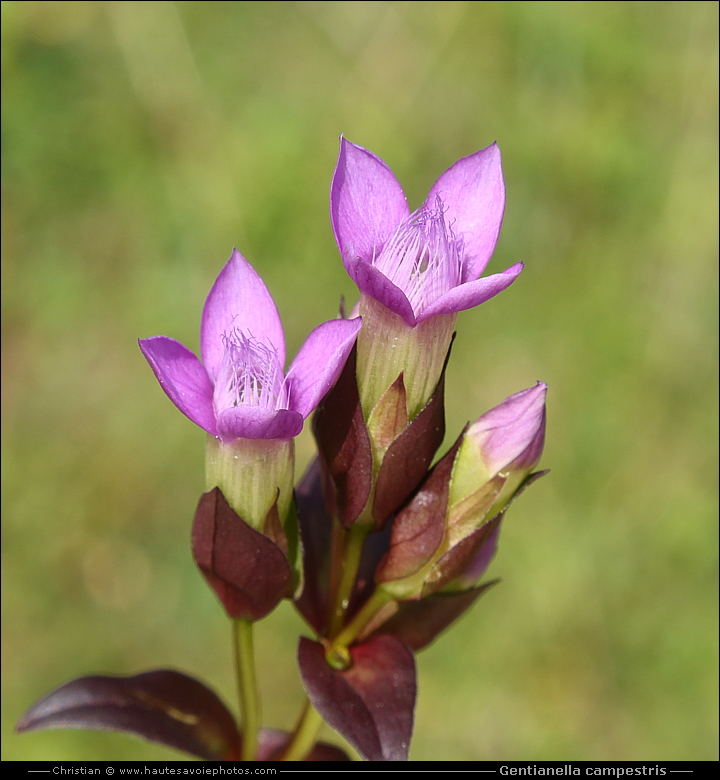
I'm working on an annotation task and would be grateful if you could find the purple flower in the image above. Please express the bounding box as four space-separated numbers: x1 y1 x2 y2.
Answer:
139 249 361 442
330 138 523 327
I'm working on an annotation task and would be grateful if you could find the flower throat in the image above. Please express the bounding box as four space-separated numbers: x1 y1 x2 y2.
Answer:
214 328 288 414
373 198 463 316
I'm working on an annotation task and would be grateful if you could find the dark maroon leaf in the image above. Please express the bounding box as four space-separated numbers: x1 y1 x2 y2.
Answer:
515 469 550 498
257 728 350 761
453 515 502 587
312 345 373 528
420 471 549 597
422 514 502 596
375 432 465 585
373 360 447 527
193 488 292 621
294 458 334 635
298 635 416 761
365 582 498 651
293 462 393 639
345 522 393 622
16 670 239 760
299 639 379 760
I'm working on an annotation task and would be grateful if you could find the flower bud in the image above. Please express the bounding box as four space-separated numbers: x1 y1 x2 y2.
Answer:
449 382 547 523
376 383 547 602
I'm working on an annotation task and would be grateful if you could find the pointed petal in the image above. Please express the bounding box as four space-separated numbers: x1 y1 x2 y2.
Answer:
201 249 285 382
426 143 506 280
139 336 217 436
345 256 417 326
215 407 303 441
286 318 362 419
417 262 523 322
331 138 410 263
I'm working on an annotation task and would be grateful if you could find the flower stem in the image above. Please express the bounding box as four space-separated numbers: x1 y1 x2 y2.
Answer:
233 619 259 761
328 586 395 654
279 698 323 761
328 523 371 639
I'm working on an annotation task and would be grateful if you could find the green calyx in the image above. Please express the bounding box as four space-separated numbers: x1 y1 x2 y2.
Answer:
356 295 456 422
205 435 295 531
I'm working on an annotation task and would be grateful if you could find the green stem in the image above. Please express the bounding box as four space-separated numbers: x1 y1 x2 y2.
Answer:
326 521 347 632
328 523 371 639
279 699 324 761
233 619 259 761
329 586 395 654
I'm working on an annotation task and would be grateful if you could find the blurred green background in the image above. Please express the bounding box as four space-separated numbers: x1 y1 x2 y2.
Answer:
2 0 717 762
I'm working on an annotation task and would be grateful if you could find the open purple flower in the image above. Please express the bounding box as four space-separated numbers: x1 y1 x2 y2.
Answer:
331 138 522 328
139 249 361 443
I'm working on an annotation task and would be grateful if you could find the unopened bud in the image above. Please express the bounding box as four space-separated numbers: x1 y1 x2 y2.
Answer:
450 382 547 522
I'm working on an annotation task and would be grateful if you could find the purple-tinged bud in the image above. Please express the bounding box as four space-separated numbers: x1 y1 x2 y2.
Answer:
377 383 547 602
449 382 547 523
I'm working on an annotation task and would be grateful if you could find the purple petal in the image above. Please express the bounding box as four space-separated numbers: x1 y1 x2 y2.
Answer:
426 143 506 280
200 249 285 383
511 413 546 473
215 406 303 441
470 382 547 476
139 336 217 436
345 256 417 326
285 318 362 419
331 138 410 263
417 262 523 322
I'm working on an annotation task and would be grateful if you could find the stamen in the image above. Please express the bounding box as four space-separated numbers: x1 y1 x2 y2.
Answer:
373 197 463 316
213 328 288 416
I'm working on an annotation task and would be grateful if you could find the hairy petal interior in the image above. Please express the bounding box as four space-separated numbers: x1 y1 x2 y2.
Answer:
373 198 463 317
213 328 288 417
